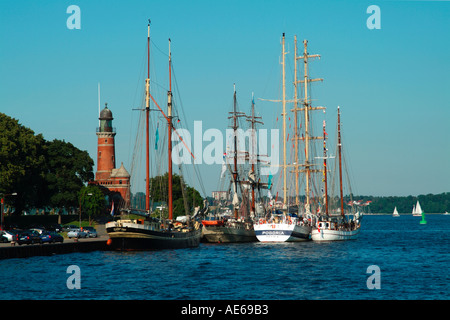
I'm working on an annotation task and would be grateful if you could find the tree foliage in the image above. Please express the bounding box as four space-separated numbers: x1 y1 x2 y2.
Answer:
45 139 94 210
0 114 47 213
0 113 94 215
149 172 204 218
79 185 105 224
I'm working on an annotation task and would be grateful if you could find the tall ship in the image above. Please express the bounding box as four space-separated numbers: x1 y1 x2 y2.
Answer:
254 34 322 242
311 107 362 241
201 88 262 243
106 22 202 250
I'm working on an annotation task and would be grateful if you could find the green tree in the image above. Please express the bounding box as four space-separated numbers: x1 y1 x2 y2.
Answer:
149 173 204 218
0 113 94 215
0 113 47 214
79 185 105 225
45 139 94 212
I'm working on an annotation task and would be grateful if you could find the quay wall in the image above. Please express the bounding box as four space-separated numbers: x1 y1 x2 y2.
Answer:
0 240 109 260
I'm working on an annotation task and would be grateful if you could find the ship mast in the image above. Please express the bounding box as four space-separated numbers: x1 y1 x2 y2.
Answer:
281 33 287 205
228 85 246 218
295 39 324 213
233 86 238 218
259 33 293 207
337 106 345 217
322 120 329 215
141 23 195 218
167 38 173 220
293 36 299 206
246 94 264 215
145 21 151 213
251 98 256 215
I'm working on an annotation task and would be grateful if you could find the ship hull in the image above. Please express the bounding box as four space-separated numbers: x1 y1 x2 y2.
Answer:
106 220 202 250
202 225 257 243
311 227 360 241
254 223 311 242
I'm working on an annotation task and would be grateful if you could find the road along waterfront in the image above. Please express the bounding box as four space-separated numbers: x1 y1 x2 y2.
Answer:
0 224 109 259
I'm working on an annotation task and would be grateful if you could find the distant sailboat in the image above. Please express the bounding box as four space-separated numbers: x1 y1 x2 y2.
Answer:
412 201 422 217
392 207 400 217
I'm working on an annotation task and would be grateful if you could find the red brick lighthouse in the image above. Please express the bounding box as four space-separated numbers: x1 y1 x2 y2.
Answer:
94 104 130 208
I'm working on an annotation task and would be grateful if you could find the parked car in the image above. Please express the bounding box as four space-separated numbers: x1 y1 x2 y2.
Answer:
47 224 62 232
1 230 16 242
17 230 41 245
40 231 64 244
67 229 87 239
3 229 21 243
63 225 78 232
1 234 8 243
83 226 98 238
30 228 45 235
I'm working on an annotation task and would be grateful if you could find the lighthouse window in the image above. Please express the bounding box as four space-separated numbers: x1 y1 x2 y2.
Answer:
105 139 107 143
119 180 122 184
99 151 101 158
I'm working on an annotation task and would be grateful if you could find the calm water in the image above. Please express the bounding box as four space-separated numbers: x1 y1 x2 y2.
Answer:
1 215 448 300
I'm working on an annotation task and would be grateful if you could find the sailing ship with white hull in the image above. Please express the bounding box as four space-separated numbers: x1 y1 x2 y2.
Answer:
201 88 258 243
106 23 202 250
311 107 362 241
254 213 312 242
254 34 317 243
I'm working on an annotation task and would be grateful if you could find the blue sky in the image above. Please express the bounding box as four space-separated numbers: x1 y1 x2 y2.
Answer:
1 0 449 198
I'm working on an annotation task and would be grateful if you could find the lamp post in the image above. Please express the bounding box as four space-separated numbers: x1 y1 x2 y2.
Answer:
1 192 17 230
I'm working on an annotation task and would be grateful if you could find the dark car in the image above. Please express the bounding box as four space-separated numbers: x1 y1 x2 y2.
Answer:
83 226 98 238
17 230 41 245
47 224 62 232
40 231 64 244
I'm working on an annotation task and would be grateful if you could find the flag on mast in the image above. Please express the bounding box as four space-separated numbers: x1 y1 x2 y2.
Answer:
155 124 159 150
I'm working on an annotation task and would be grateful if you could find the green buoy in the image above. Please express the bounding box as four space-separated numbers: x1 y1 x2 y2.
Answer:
420 211 427 225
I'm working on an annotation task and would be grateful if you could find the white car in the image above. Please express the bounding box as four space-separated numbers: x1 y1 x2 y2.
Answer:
67 229 87 239
1 230 15 242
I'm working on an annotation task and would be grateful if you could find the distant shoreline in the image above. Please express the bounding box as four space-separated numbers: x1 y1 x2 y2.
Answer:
363 212 446 215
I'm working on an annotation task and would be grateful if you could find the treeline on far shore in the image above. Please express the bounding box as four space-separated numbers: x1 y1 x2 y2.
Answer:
351 192 450 214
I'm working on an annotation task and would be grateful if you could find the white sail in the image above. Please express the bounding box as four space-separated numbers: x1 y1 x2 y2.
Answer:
393 207 399 217
415 201 422 214
412 201 422 216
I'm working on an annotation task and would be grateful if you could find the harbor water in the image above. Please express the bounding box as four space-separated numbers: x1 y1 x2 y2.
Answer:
0 215 448 300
